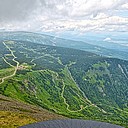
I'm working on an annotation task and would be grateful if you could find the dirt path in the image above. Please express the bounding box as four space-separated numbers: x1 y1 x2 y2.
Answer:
66 65 107 113
0 42 19 84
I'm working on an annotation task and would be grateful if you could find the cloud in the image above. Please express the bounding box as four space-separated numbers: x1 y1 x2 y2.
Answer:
103 37 112 41
121 3 128 9
0 0 128 33
0 0 39 21
38 15 128 32
103 37 128 47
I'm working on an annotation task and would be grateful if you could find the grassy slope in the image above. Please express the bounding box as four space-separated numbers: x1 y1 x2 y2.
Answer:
0 94 65 128
0 111 35 128
1 69 128 127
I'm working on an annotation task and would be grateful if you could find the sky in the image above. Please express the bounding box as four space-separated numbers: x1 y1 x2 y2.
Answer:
0 0 128 33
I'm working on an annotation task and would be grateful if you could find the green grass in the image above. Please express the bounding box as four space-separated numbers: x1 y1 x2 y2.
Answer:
0 68 15 79
0 40 128 128
0 111 36 128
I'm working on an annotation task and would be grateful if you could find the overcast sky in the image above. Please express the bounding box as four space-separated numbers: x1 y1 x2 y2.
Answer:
0 0 128 33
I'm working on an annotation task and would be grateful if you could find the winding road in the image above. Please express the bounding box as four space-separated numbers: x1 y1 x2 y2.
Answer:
61 79 94 112
0 41 107 114
0 42 19 84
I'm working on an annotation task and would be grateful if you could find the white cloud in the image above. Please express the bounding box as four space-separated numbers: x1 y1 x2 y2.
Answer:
103 37 112 41
121 3 128 9
103 37 128 47
0 0 128 33
38 15 128 32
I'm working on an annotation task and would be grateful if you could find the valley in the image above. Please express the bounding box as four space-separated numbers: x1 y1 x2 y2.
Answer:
0 31 128 61
0 94 64 128
0 40 128 127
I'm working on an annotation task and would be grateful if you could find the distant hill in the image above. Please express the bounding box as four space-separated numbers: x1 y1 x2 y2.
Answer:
0 40 128 127
0 31 128 60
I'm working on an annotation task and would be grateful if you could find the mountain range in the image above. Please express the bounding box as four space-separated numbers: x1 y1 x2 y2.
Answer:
0 32 128 127
0 31 128 61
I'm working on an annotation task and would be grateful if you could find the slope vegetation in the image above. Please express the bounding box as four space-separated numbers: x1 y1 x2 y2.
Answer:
0 94 65 128
0 40 128 127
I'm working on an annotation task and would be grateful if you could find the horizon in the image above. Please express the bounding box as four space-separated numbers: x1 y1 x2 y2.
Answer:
0 0 128 48
0 1 128 127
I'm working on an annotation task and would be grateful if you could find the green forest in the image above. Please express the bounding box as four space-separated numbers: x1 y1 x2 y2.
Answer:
0 40 128 127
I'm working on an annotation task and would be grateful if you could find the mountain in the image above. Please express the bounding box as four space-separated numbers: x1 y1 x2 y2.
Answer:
0 31 128 61
0 40 128 127
0 94 64 128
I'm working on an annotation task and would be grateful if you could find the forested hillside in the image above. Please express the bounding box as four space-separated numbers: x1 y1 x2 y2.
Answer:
0 40 128 127
0 31 128 61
